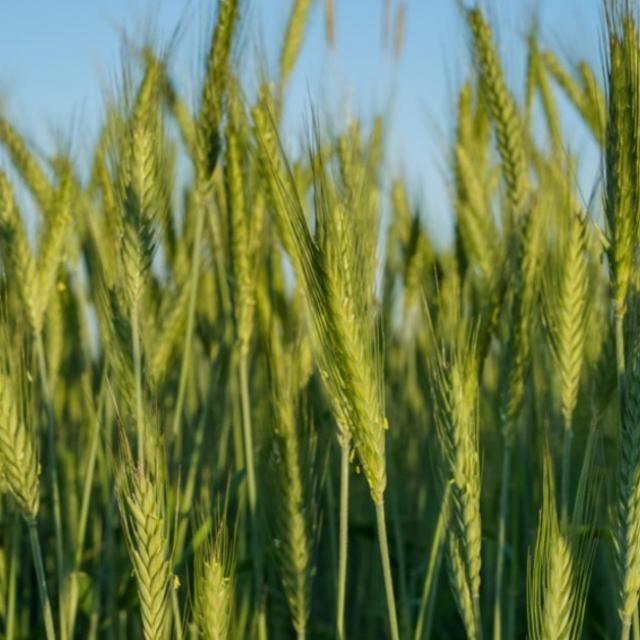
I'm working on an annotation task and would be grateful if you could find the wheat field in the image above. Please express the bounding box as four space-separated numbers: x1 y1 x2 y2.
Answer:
0 0 638 638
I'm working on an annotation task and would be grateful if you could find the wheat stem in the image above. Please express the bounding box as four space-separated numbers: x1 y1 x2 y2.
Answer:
171 188 206 446
7 517 18 640
336 442 349 640
35 333 67 640
375 501 400 640
493 443 513 640
240 353 257 516
414 484 450 640
561 422 573 522
29 521 56 640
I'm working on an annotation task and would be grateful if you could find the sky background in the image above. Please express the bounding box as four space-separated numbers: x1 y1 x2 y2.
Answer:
0 0 604 245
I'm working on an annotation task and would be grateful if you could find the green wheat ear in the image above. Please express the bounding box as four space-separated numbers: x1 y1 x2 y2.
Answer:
0 371 40 521
194 507 235 640
118 452 172 640
604 6 640 320
279 0 314 95
0 172 39 333
267 326 318 638
196 0 239 185
527 433 598 640
467 6 529 223
0 116 55 214
430 325 482 640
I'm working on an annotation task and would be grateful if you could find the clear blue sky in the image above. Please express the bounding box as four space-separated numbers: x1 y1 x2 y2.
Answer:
0 0 603 244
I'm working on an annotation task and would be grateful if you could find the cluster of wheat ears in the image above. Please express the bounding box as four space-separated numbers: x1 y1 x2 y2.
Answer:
3 0 640 638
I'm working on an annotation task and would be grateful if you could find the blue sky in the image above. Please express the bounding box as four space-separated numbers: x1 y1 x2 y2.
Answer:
0 0 603 244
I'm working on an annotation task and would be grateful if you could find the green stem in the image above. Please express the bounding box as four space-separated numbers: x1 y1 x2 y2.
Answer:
74 376 106 567
171 187 206 446
414 485 450 640
493 443 512 640
6 516 18 640
35 334 66 640
239 353 257 515
239 353 265 640
390 478 409 636
29 521 56 640
172 587 183 640
561 420 572 523
337 442 349 640
375 501 400 640
616 313 626 407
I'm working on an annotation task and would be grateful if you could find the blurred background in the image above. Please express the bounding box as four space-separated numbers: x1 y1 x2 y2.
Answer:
0 0 603 244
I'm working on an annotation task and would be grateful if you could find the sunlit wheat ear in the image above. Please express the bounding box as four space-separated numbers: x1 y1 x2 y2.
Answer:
255 108 386 501
194 512 235 640
527 438 598 640
467 6 529 222
0 372 39 521
543 210 589 431
118 461 171 640
430 328 482 640
117 58 162 314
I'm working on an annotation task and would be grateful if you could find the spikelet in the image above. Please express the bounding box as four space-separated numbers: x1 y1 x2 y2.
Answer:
604 8 640 319
542 51 604 145
280 0 313 93
268 329 318 637
146 47 196 154
467 8 529 222
196 0 239 184
529 32 562 152
259 118 387 502
194 508 235 640
454 82 500 283
0 172 38 333
0 117 54 213
430 329 482 639
616 307 640 630
33 166 73 334
252 88 297 258
578 61 606 143
527 440 598 640
118 57 162 312
498 203 545 438
119 461 171 640
0 373 39 521
225 97 255 357
544 210 589 429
